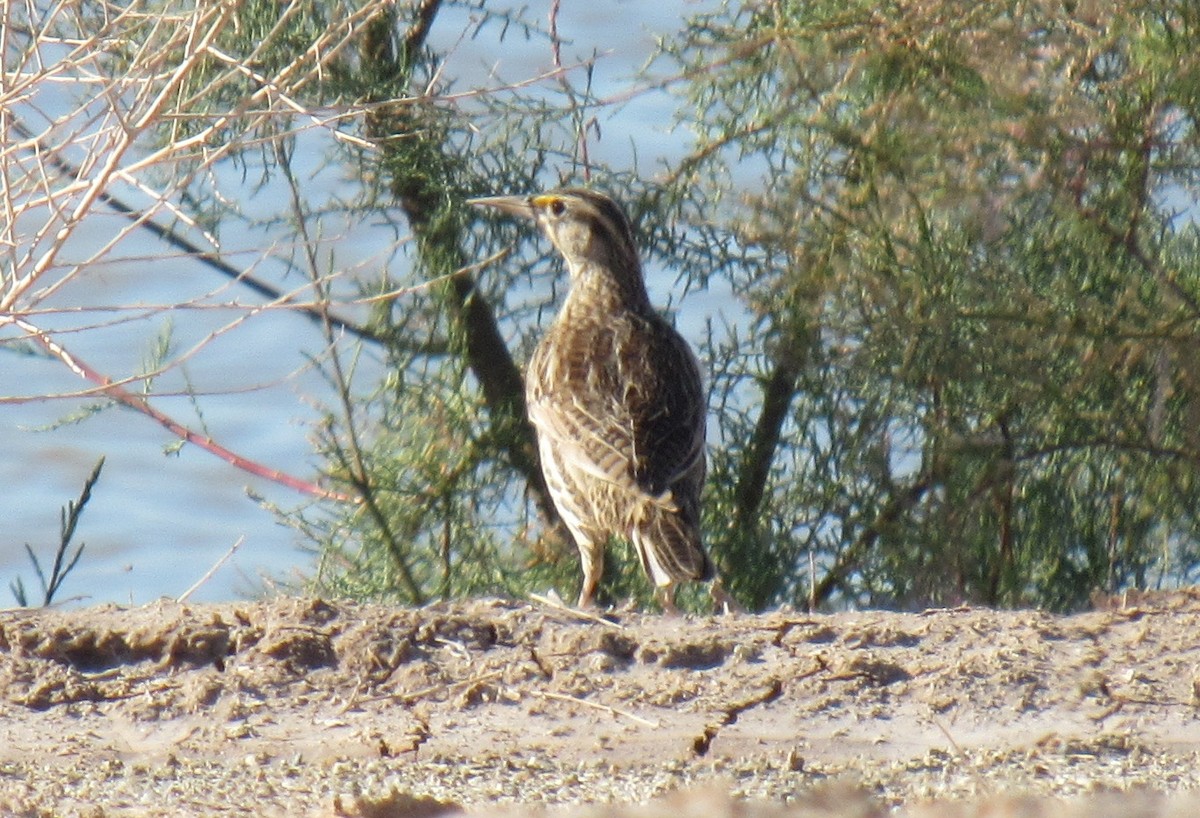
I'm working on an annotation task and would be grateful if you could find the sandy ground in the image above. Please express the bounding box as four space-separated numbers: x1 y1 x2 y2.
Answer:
1 594 1200 816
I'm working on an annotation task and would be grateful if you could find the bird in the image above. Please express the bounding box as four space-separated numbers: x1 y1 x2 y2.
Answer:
469 188 731 612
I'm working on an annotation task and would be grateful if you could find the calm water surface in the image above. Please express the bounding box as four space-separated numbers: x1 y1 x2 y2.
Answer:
1 1 729 606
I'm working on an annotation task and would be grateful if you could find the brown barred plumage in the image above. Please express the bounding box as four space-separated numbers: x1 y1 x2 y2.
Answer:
470 189 730 611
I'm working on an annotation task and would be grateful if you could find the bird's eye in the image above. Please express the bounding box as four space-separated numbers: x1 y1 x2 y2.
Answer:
549 199 566 216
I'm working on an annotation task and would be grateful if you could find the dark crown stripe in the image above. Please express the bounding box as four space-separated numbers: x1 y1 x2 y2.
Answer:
557 188 640 268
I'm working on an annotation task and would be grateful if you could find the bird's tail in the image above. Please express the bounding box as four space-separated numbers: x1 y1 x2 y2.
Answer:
631 493 713 587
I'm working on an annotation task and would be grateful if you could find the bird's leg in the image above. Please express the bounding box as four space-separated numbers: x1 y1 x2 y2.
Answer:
656 584 680 616
709 579 742 615
576 541 604 608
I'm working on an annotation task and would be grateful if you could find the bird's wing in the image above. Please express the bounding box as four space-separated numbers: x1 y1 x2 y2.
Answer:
527 315 705 502
625 318 706 497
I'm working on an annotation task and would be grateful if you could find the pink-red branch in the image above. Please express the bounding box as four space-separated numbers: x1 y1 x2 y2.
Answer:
11 316 357 504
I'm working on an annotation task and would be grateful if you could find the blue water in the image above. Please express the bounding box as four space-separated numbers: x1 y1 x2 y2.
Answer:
1 1 728 606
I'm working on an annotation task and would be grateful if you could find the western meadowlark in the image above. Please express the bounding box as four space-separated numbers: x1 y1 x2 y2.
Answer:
469 188 729 611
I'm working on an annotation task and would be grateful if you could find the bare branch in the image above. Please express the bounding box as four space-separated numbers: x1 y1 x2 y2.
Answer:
13 316 354 502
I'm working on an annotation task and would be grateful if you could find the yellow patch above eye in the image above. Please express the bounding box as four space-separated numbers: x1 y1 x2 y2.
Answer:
532 195 561 209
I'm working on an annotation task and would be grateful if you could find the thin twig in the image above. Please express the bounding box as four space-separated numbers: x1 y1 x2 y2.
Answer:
548 0 594 180
931 713 965 756
277 138 424 603
530 690 660 729
177 536 245 603
6 114 383 343
12 317 355 502
529 592 626 629
356 246 512 304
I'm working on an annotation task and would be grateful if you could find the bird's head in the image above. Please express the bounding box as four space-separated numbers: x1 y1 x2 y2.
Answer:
468 188 641 279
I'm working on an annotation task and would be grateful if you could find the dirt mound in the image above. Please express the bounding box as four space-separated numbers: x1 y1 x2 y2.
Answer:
0 596 1198 816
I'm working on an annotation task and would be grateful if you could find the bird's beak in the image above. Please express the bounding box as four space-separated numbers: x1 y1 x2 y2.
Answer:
467 195 536 220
